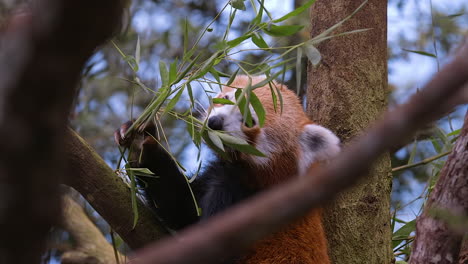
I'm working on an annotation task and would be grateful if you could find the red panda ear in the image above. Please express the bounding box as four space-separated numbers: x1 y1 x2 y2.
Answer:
298 124 341 175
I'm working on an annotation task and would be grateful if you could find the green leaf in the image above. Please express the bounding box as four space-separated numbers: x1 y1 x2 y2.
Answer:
444 13 465 19
250 92 266 127
224 142 266 157
264 24 304 37
267 82 278 112
175 54 200 84
392 220 416 249
169 60 178 84
226 69 240 86
216 132 249 145
236 89 254 128
126 168 155 175
159 61 169 86
302 44 321 66
164 86 184 115
402 49 437 58
192 51 222 80
273 0 317 23
230 0 246 11
208 131 225 151
251 33 269 49
252 0 264 25
217 133 266 157
187 82 194 106
227 34 252 48
447 129 461 137
213 98 235 105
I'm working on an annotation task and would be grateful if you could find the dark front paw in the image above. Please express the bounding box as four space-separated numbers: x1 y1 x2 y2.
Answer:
114 120 134 148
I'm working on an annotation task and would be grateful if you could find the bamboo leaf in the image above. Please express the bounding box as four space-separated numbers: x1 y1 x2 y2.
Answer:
169 60 178 84
264 24 304 37
392 220 416 249
230 0 246 11
212 98 235 105
159 60 169 87
226 69 240 86
164 86 185 115
227 34 252 48
402 49 437 58
135 36 141 67
250 92 266 127
273 0 317 23
302 44 321 66
208 131 225 151
251 33 269 49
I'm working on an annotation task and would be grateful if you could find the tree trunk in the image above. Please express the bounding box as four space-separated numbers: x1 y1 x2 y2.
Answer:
0 1 123 263
409 112 468 264
307 1 392 263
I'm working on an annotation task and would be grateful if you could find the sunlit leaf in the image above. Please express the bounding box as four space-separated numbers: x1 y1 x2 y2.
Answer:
302 44 321 66
208 131 225 151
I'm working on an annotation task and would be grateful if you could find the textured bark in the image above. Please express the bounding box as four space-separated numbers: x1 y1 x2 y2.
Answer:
65 129 169 249
60 195 126 264
307 1 392 263
0 1 123 263
409 112 468 264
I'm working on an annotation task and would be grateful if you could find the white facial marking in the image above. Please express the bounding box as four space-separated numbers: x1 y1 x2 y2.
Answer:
298 124 340 175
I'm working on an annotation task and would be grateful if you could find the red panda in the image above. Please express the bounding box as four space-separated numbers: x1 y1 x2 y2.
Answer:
115 75 340 263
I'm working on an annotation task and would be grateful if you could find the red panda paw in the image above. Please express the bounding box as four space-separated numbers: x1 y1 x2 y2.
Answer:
114 120 134 147
298 124 341 175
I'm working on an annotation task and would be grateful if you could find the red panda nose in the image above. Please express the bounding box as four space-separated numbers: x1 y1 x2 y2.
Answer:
208 116 224 130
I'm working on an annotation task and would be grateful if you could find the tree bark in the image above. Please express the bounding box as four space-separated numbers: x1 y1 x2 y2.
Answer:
60 195 126 264
0 1 123 263
409 111 468 264
307 1 392 263
65 129 169 249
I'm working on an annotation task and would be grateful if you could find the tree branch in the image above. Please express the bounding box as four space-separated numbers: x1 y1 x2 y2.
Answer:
409 111 468 264
0 0 124 262
128 42 468 264
60 195 126 264
65 128 169 249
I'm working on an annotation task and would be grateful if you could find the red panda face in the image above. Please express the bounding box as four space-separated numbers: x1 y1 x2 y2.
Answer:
203 76 340 183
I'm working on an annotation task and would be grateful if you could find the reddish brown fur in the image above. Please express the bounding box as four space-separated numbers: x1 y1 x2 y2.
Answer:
220 76 330 264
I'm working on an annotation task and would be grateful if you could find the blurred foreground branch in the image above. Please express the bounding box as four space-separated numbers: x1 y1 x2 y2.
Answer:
0 0 124 262
66 129 169 249
409 112 468 264
129 43 468 264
